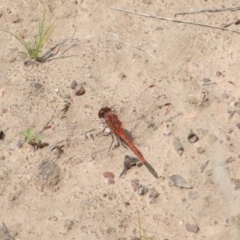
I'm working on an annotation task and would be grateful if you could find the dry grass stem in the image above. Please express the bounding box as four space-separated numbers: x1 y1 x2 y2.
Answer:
174 6 240 16
110 7 240 34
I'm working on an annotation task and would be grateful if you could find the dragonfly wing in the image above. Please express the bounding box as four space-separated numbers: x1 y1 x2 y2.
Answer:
118 86 164 146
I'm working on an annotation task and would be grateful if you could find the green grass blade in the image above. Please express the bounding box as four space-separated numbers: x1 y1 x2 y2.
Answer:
0 29 32 53
1 10 54 60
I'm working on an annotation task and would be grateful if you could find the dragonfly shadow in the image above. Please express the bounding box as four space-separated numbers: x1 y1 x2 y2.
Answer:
119 155 158 178
118 128 134 149
143 162 158 178
122 128 134 141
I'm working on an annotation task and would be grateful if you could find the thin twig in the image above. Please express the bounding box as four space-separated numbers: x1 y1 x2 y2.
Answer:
45 33 96 61
46 54 79 62
37 39 67 62
46 43 79 62
174 6 240 16
38 110 56 135
36 26 82 63
70 25 77 39
223 19 240 28
135 46 157 58
110 7 240 34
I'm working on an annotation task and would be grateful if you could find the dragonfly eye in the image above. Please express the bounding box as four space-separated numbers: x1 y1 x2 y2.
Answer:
98 107 111 118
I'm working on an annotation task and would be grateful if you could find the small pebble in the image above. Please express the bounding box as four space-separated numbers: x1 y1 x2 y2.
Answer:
169 175 192 189
204 195 213 204
221 93 229 99
149 197 157 204
29 81 42 91
227 142 235 152
234 19 240 25
103 172 114 178
236 123 240 129
11 14 21 23
74 84 85 96
187 130 199 143
137 185 148 195
119 72 126 78
70 80 77 89
227 128 234 134
197 147 205 154
225 135 230 141
2 108 8 113
8 192 17 201
49 216 58 222
64 219 75 231
149 188 159 198
233 179 240 190
200 160 209 173
17 140 23 148
131 179 140 192
201 78 215 85
202 78 211 83
226 157 235 163
173 138 184 156
6 8 12 14
216 71 222 77
49 144 64 159
238 153 240 158
186 223 199 233
0 131 5 140
0 155 5 160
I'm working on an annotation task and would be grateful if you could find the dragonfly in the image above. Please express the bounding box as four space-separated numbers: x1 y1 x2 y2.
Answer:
98 107 158 178
7 85 173 177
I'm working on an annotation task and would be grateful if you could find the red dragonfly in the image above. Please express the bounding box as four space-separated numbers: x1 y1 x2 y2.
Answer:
98 107 158 178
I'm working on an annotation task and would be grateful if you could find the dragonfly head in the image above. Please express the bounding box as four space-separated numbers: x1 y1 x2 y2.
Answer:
98 107 112 119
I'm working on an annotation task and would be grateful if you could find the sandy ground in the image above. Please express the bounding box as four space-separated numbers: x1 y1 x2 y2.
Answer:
1 1 240 239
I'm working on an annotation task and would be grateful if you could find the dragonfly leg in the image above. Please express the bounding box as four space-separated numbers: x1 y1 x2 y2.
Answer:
110 136 128 152
108 132 116 155
107 133 125 155
112 134 121 149
98 127 117 155
113 136 121 149
106 132 128 155
110 135 125 152
119 137 128 149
